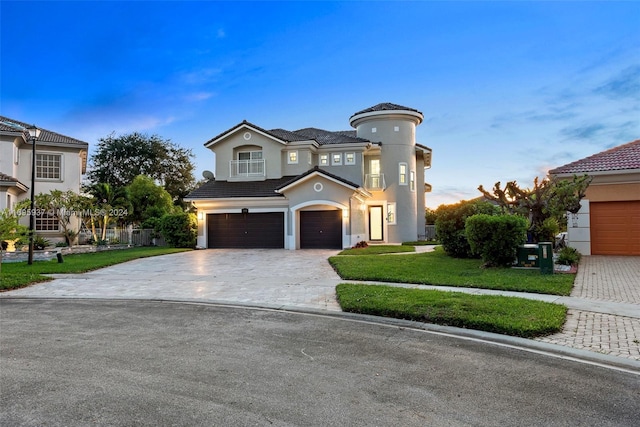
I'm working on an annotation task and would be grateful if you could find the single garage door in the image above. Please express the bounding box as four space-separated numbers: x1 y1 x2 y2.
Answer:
590 201 640 255
300 210 342 249
207 212 284 248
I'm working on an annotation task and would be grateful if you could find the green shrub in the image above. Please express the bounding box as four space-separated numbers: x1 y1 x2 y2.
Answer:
435 200 498 258
534 217 559 243
158 212 197 248
465 214 528 267
141 216 161 231
556 246 582 266
33 235 50 250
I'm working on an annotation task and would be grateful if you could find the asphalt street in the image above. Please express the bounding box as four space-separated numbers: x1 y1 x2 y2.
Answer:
1 299 638 426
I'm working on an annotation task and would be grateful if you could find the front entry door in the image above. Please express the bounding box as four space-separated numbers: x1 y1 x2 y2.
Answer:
369 206 384 241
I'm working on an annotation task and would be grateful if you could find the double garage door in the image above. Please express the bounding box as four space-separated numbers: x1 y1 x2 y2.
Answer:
207 210 342 249
590 201 640 255
207 213 284 249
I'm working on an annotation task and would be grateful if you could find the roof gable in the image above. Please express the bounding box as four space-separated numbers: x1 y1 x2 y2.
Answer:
550 139 640 175
204 121 372 149
275 166 363 194
204 120 292 148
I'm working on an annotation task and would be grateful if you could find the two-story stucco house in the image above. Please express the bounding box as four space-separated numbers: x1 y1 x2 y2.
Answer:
186 103 432 250
0 116 89 241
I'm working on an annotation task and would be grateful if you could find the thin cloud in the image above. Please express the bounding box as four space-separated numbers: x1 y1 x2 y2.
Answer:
184 92 215 102
560 123 606 140
179 68 224 85
594 65 640 100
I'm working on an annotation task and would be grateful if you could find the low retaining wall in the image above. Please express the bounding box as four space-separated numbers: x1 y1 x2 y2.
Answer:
1 245 134 263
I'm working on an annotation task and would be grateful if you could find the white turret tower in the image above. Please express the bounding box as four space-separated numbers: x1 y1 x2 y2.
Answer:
350 103 424 243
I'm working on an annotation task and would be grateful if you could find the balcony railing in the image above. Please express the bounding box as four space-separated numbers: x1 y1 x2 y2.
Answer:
364 173 386 191
230 159 265 177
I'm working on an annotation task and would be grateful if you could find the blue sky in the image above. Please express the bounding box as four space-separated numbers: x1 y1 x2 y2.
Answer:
1 1 638 208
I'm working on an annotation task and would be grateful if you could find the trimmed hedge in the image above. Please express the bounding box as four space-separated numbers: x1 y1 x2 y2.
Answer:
158 212 197 248
465 214 528 267
435 200 498 258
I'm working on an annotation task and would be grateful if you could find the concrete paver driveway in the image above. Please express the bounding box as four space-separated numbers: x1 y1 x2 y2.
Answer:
5 249 343 310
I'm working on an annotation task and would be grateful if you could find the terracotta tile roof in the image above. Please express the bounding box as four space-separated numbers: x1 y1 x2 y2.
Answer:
350 102 422 118
186 176 294 199
0 116 89 148
549 139 640 174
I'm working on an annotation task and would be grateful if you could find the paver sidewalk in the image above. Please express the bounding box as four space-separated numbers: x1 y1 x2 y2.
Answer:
535 256 640 361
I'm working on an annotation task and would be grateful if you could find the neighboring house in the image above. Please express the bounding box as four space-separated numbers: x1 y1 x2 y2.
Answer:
549 139 640 256
186 103 433 249
0 116 89 242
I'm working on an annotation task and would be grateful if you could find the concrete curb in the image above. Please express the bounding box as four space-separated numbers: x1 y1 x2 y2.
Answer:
2 296 639 375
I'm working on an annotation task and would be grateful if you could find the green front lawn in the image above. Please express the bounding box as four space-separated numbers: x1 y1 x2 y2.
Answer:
336 283 567 338
330 247 574 295
0 247 191 290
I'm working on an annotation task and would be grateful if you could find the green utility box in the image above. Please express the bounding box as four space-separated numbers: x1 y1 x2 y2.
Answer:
516 244 539 268
538 242 554 275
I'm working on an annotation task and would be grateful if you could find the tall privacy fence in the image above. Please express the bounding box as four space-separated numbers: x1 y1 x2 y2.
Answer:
78 228 166 247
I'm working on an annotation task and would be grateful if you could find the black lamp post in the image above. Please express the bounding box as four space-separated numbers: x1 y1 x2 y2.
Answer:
27 124 41 265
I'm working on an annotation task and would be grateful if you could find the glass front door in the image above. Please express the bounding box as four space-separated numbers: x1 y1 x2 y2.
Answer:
369 206 384 241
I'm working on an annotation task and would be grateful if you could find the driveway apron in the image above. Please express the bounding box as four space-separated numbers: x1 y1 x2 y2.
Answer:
3 249 343 311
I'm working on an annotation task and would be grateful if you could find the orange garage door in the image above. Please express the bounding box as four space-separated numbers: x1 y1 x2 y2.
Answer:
590 201 640 255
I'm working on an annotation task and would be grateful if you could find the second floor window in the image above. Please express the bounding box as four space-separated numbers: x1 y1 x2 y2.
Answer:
288 151 298 164
36 153 62 180
237 151 263 175
399 163 408 185
238 151 262 161
345 152 356 165
332 153 342 165
319 154 329 166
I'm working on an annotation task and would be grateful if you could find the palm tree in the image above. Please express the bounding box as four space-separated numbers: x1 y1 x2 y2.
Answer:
86 183 131 242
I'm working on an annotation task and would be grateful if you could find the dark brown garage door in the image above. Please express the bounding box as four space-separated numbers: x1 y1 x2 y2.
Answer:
300 210 342 249
590 201 640 255
207 212 284 248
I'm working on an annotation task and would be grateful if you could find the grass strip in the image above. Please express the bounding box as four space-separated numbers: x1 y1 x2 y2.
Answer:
336 283 567 338
402 241 439 246
338 245 415 255
0 247 191 290
329 247 574 295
